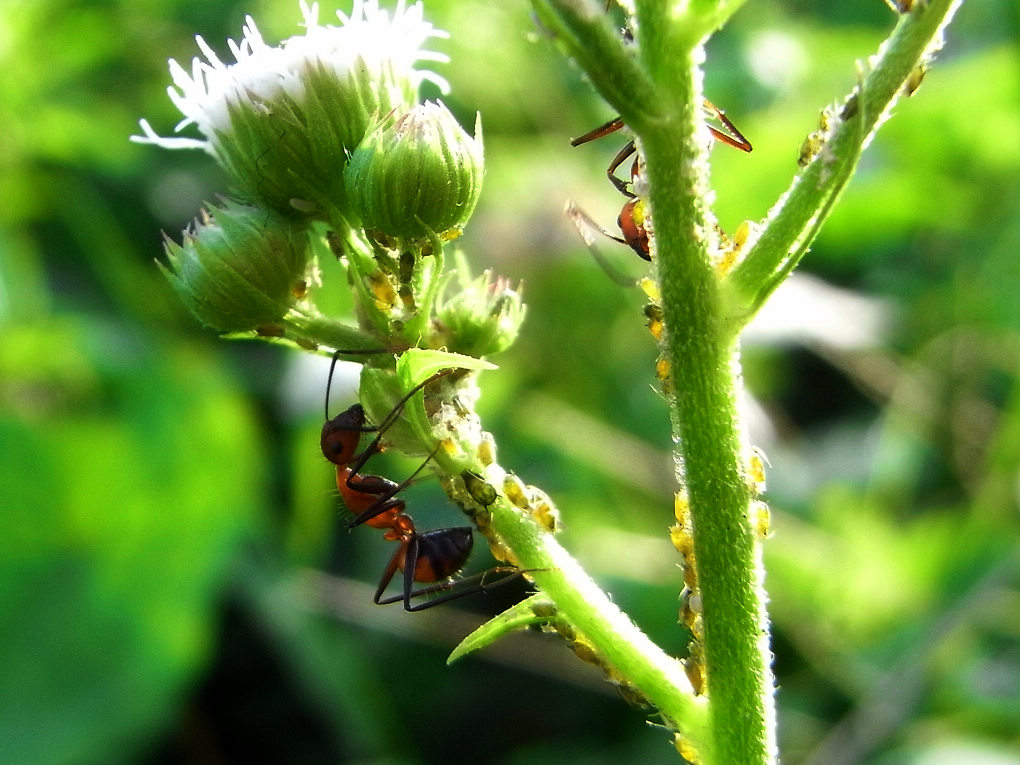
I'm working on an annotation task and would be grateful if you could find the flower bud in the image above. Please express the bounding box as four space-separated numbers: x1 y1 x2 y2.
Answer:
344 101 484 242
436 270 525 357
162 200 311 332
132 2 449 219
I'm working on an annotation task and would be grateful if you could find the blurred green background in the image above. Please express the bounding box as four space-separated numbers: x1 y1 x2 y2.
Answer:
1 0 1018 763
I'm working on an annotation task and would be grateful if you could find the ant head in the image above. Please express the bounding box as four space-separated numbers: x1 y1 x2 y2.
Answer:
320 404 367 465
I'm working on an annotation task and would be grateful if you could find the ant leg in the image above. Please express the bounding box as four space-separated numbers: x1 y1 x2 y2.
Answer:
323 346 406 422
324 361 451 474
391 566 531 612
374 528 530 611
345 447 440 529
322 350 401 465
573 105 751 156
707 124 753 152
373 545 405 606
606 140 638 198
365 368 455 439
565 202 639 287
570 116 624 147
566 202 629 250
374 528 469 609
703 98 753 153
340 471 406 529
344 369 456 479
322 347 410 464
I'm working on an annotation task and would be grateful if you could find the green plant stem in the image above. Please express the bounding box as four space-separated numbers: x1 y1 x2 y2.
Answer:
645 70 777 765
531 1 778 761
726 0 965 330
484 493 712 748
635 4 776 763
530 0 660 127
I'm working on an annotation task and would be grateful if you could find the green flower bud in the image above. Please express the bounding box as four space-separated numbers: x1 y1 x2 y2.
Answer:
436 270 525 357
205 52 415 219
162 200 311 332
132 3 449 219
344 101 484 242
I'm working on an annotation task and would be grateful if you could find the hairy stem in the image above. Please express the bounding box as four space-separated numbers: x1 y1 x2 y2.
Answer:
484 490 712 746
726 0 965 329
635 9 776 764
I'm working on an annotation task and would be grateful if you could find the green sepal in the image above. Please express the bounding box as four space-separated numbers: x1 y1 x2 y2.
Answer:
357 366 422 456
447 594 555 664
357 349 497 457
396 347 497 387
391 348 495 452
396 349 498 449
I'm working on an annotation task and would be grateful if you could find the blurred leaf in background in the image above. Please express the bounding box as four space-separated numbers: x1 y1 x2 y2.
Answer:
0 0 266 762
0 0 1018 763
0 321 262 764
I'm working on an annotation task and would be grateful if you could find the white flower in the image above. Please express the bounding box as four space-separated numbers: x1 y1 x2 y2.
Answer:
132 0 448 153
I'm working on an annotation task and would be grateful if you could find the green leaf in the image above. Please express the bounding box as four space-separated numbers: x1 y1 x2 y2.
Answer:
357 349 497 457
447 594 555 664
0 319 260 765
395 347 497 389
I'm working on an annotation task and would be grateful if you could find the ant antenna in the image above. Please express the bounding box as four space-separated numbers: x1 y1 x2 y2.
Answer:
356 369 457 458
323 346 408 422
566 201 642 286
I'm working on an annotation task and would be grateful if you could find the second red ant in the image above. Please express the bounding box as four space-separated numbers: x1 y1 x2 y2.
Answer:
568 4 753 262
569 103 752 263
571 102 753 200
320 350 523 611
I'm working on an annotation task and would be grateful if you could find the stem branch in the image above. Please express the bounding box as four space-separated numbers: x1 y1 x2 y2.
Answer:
727 0 965 328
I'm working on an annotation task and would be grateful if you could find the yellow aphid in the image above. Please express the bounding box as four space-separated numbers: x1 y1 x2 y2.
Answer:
675 735 702 764
640 277 661 301
503 473 530 509
674 490 691 524
488 538 517 566
734 219 751 248
716 244 739 277
644 303 664 342
476 432 497 465
527 485 560 533
656 356 671 382
752 500 771 540
748 450 767 495
367 270 397 309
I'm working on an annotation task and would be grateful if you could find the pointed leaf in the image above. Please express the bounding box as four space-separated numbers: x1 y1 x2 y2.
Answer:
396 347 497 390
447 594 555 664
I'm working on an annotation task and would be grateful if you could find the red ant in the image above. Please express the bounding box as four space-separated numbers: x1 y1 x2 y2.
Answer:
567 108 751 262
554 2 753 263
584 0 753 199
569 104 751 262
571 104 752 200
320 351 523 611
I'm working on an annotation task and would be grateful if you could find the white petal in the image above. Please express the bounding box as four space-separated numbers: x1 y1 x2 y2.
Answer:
129 119 208 150
135 0 449 149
